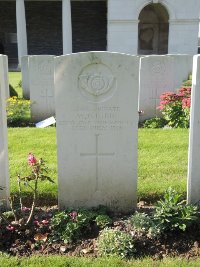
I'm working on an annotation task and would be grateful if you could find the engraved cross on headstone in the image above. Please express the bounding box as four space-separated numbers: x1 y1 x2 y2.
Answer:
150 87 160 116
80 134 115 191
40 88 54 113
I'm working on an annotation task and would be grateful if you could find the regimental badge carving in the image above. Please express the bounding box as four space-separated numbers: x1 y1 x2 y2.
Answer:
151 61 166 75
38 61 53 75
79 74 114 96
78 63 116 103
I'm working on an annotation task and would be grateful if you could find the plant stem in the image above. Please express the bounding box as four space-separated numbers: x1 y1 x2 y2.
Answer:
26 175 38 225
9 197 18 221
17 175 23 211
0 211 10 224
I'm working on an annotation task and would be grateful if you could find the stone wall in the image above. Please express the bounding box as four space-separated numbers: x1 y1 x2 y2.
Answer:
71 1 107 52
0 2 17 65
25 1 63 56
25 1 107 56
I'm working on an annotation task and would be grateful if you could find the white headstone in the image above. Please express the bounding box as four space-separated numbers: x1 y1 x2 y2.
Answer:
187 55 200 204
0 55 9 206
168 55 193 90
21 55 30 99
0 55 9 100
139 55 174 121
55 52 139 212
29 55 55 122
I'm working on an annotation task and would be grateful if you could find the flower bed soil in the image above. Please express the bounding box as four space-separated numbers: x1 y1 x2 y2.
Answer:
1 203 200 260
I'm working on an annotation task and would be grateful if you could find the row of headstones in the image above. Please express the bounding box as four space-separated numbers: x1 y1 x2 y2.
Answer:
21 54 193 122
0 52 200 211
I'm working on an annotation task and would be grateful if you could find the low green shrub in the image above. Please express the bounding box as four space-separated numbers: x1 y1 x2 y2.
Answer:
98 228 135 259
6 96 31 127
153 187 198 232
143 117 167 128
95 214 112 229
129 212 161 238
50 209 97 244
129 188 198 237
158 87 191 128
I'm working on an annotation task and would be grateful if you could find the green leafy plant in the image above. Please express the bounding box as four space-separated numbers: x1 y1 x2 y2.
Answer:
153 187 198 232
129 212 161 238
158 87 191 128
50 209 97 244
6 96 31 127
129 188 198 238
143 117 167 128
8 153 54 226
95 214 112 229
98 228 135 259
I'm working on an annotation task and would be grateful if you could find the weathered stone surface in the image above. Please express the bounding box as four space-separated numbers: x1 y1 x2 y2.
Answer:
21 56 30 99
187 55 200 204
0 55 9 206
29 55 55 122
55 52 139 212
139 55 193 121
139 55 174 121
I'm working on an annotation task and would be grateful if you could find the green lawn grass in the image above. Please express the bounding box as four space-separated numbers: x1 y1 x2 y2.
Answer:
8 71 22 97
0 255 199 267
8 128 189 203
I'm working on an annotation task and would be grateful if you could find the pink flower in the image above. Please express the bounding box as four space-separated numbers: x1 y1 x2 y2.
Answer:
41 219 49 225
69 211 78 221
22 207 31 212
33 220 40 226
182 98 191 109
28 153 37 166
6 225 15 231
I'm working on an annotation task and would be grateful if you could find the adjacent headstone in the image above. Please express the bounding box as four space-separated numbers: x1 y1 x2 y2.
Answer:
0 55 9 100
29 55 55 122
55 52 139 212
169 55 193 90
0 55 10 207
21 55 30 99
139 55 174 121
187 55 200 204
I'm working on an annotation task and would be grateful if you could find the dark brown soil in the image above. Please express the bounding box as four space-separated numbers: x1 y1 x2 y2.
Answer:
1 202 200 260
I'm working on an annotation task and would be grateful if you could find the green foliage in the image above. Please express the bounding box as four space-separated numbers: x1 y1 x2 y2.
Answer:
129 212 161 238
17 80 22 88
129 188 198 237
98 228 135 259
143 117 167 128
6 96 31 127
158 87 191 128
9 84 18 97
50 209 97 244
95 214 112 229
153 187 198 232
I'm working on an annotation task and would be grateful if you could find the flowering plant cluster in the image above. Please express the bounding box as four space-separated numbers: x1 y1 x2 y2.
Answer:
158 87 191 128
6 153 54 229
6 96 31 127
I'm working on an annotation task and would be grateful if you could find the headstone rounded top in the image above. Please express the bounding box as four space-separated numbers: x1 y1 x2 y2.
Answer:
78 63 116 103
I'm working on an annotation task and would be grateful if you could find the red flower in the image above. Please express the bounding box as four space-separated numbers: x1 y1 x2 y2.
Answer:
28 153 37 166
